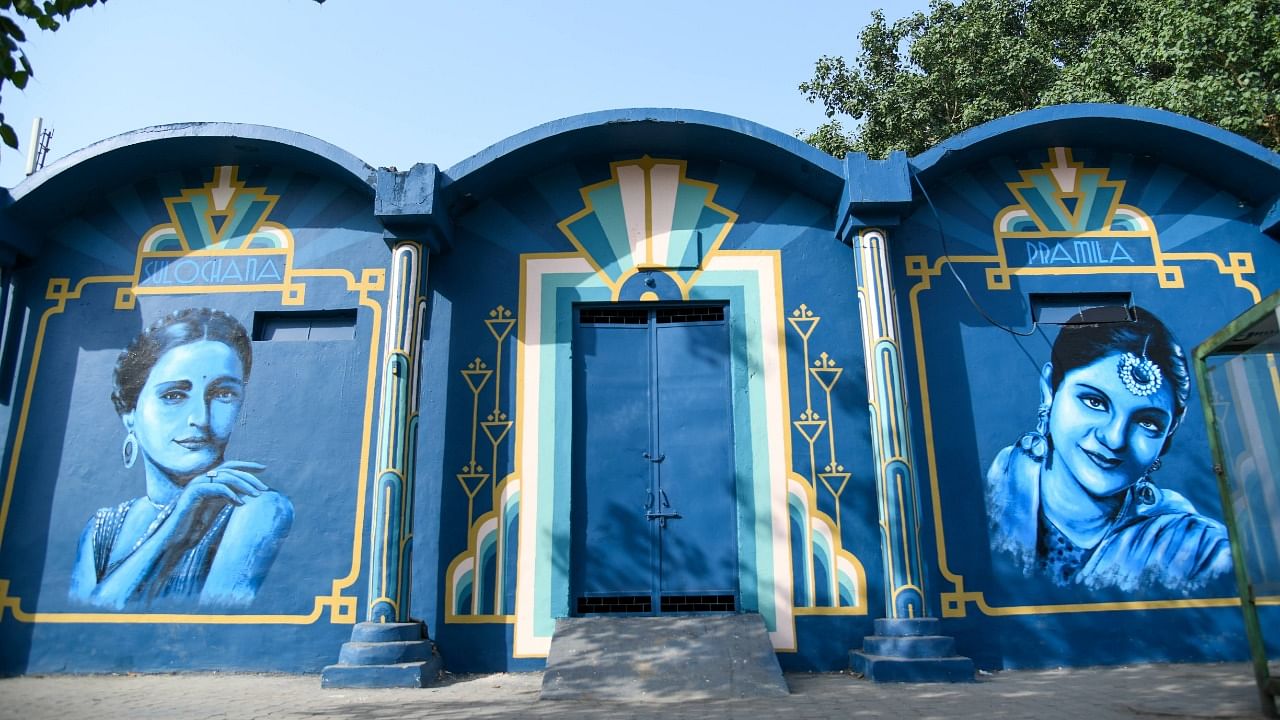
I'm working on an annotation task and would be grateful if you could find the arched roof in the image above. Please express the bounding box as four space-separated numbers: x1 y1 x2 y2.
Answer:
441 108 846 210
4 122 375 225
910 104 1280 208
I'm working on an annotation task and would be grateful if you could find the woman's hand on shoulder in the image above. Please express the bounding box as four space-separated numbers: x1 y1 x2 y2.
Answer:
209 461 293 534
177 460 268 509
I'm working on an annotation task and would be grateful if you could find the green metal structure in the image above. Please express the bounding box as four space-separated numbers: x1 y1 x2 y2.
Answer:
1194 290 1280 718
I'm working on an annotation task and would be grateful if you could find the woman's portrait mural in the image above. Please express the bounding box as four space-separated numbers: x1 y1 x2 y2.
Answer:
985 306 1231 592
69 307 294 609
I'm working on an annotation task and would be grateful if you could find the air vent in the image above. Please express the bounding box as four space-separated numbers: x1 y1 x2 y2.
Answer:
578 308 648 325
576 594 653 614
656 306 725 324
659 593 736 612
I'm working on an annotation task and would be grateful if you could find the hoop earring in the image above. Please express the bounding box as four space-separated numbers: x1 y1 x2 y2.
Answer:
121 432 138 469
1135 457 1162 505
1017 403 1051 462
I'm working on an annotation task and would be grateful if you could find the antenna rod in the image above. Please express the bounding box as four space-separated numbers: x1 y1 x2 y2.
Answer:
24 117 42 175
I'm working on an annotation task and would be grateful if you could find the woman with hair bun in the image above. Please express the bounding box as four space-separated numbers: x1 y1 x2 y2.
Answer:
986 306 1231 591
69 307 293 609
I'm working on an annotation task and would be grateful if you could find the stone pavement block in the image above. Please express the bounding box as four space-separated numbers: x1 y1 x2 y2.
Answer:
0 663 1267 720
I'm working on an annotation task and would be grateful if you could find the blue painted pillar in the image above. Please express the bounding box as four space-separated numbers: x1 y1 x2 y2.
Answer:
366 242 429 623
323 165 449 687
852 227 928 619
842 157 972 680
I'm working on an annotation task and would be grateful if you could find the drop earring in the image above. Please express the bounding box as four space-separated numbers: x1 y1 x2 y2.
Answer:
1017 403 1051 462
121 431 138 469
1134 457 1162 505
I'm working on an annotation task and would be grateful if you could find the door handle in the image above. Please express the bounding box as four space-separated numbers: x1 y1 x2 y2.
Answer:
645 510 681 528
642 452 666 463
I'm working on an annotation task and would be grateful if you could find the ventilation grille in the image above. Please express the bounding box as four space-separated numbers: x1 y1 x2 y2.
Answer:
576 594 653 614
578 308 648 325
656 306 725 324
660 593 736 613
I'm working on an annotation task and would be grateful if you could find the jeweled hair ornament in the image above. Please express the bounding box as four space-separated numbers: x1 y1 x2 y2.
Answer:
1118 336 1163 397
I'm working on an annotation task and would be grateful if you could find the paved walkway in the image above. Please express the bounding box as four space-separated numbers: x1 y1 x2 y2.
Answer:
0 663 1270 719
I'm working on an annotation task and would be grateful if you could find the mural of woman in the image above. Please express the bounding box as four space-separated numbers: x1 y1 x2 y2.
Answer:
69 308 293 609
986 306 1231 591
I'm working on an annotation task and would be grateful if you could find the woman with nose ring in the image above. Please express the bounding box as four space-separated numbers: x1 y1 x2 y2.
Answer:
986 306 1230 591
69 308 293 609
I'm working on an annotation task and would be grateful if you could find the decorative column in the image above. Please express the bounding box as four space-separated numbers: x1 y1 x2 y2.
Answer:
367 242 428 623
841 152 972 681
323 163 448 688
852 227 928 620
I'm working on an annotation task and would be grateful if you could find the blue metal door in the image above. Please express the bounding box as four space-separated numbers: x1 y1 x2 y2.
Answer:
571 305 738 615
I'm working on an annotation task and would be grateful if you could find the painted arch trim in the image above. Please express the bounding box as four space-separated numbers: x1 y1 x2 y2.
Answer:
442 108 847 205
910 104 1280 207
5 123 377 237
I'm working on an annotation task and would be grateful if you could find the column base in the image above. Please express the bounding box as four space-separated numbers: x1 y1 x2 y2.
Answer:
320 621 443 688
850 617 974 683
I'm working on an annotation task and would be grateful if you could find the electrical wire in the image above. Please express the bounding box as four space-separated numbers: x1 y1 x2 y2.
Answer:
910 171 1040 337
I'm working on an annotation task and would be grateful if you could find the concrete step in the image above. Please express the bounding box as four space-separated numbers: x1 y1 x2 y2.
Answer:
850 651 976 683
862 634 956 658
540 613 789 701
320 658 442 689
350 621 423 643
320 621 442 689
338 639 435 665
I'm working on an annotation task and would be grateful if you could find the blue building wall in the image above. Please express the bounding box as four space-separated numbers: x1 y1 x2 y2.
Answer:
0 153 389 672
414 153 881 671
894 143 1280 669
0 106 1276 675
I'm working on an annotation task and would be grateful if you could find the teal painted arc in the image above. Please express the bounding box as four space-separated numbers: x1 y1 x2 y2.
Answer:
376 353 412 473
872 341 907 460
369 469 407 623
787 492 812 607
365 242 428 624
884 460 925 618
852 231 930 621
399 413 420 614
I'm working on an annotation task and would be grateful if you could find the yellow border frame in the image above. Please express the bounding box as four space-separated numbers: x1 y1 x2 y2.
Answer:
0 264 386 625
907 245 1261 618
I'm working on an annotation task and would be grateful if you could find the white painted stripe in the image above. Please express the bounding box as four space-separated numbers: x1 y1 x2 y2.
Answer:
617 165 648 266
648 163 680 265
513 256 593 658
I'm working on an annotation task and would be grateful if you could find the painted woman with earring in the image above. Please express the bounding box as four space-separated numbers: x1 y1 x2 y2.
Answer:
986 306 1231 591
69 308 293 609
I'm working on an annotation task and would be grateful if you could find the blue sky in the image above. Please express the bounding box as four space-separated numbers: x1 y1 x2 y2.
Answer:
0 0 928 188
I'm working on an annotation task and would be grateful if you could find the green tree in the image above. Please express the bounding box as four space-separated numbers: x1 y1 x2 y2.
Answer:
1 0 105 149
799 0 1280 158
